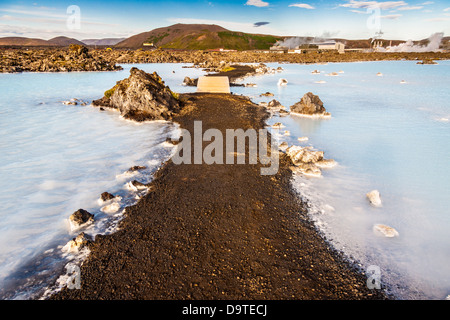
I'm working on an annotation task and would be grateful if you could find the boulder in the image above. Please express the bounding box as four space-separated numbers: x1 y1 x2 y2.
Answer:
373 224 399 238
92 67 180 121
125 180 148 192
271 122 285 128
62 232 92 253
293 163 322 177
278 141 289 151
417 59 437 65
286 146 324 165
100 192 116 202
183 76 197 86
290 92 330 117
69 209 94 229
278 78 288 86
127 165 147 173
267 99 284 109
366 190 382 207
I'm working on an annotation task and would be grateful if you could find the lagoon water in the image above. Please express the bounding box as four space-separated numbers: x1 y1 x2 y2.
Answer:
232 60 450 299
0 60 449 299
0 64 205 299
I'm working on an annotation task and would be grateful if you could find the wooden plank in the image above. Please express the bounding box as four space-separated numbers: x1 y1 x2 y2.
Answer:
197 76 230 93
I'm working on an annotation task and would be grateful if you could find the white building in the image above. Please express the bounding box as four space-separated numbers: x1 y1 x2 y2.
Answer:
310 41 345 53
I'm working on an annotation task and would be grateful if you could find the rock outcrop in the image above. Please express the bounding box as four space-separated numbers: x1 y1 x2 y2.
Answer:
0 46 121 73
366 190 382 207
286 146 324 165
285 145 335 177
62 232 92 253
182 76 197 86
92 67 181 121
69 209 94 229
267 99 284 110
127 165 147 173
100 192 116 202
290 92 330 117
373 224 399 238
417 59 437 65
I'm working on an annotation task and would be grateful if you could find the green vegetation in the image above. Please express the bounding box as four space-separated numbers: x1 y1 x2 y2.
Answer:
145 32 169 45
152 29 282 50
220 66 236 72
69 44 88 55
104 86 117 98
217 31 281 50
170 89 179 100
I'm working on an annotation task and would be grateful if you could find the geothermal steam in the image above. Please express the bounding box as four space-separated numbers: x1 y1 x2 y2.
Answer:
384 32 444 52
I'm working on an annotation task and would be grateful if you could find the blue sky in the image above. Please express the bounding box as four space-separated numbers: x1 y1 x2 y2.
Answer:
0 0 449 40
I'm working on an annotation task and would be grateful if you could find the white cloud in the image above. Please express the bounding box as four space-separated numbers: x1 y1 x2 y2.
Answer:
0 14 65 24
444 7 450 12
245 0 269 7
421 1 433 5
0 23 130 40
288 3 315 9
380 14 402 19
424 17 450 21
398 6 423 10
350 9 368 13
0 6 70 19
340 1 407 10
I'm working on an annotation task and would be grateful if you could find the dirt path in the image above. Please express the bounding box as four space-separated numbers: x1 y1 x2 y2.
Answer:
51 93 386 300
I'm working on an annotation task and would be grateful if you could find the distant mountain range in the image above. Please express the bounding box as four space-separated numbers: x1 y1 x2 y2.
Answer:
0 36 124 47
0 24 448 50
81 38 126 46
0 36 85 47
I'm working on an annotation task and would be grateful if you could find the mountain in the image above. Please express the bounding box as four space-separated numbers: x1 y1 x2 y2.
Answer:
0 37 51 46
82 38 126 46
115 23 283 50
47 36 85 46
0 36 84 47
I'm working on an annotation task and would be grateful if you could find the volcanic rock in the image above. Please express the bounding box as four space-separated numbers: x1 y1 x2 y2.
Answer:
100 192 116 202
373 224 399 237
366 190 382 207
92 67 181 121
290 92 330 117
69 209 94 229
63 232 92 253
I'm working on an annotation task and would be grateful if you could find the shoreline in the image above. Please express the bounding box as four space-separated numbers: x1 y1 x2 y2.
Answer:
49 90 389 300
1 47 450 73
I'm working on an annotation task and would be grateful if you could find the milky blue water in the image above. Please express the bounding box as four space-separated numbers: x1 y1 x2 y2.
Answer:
231 60 450 299
1 60 449 300
0 63 205 299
